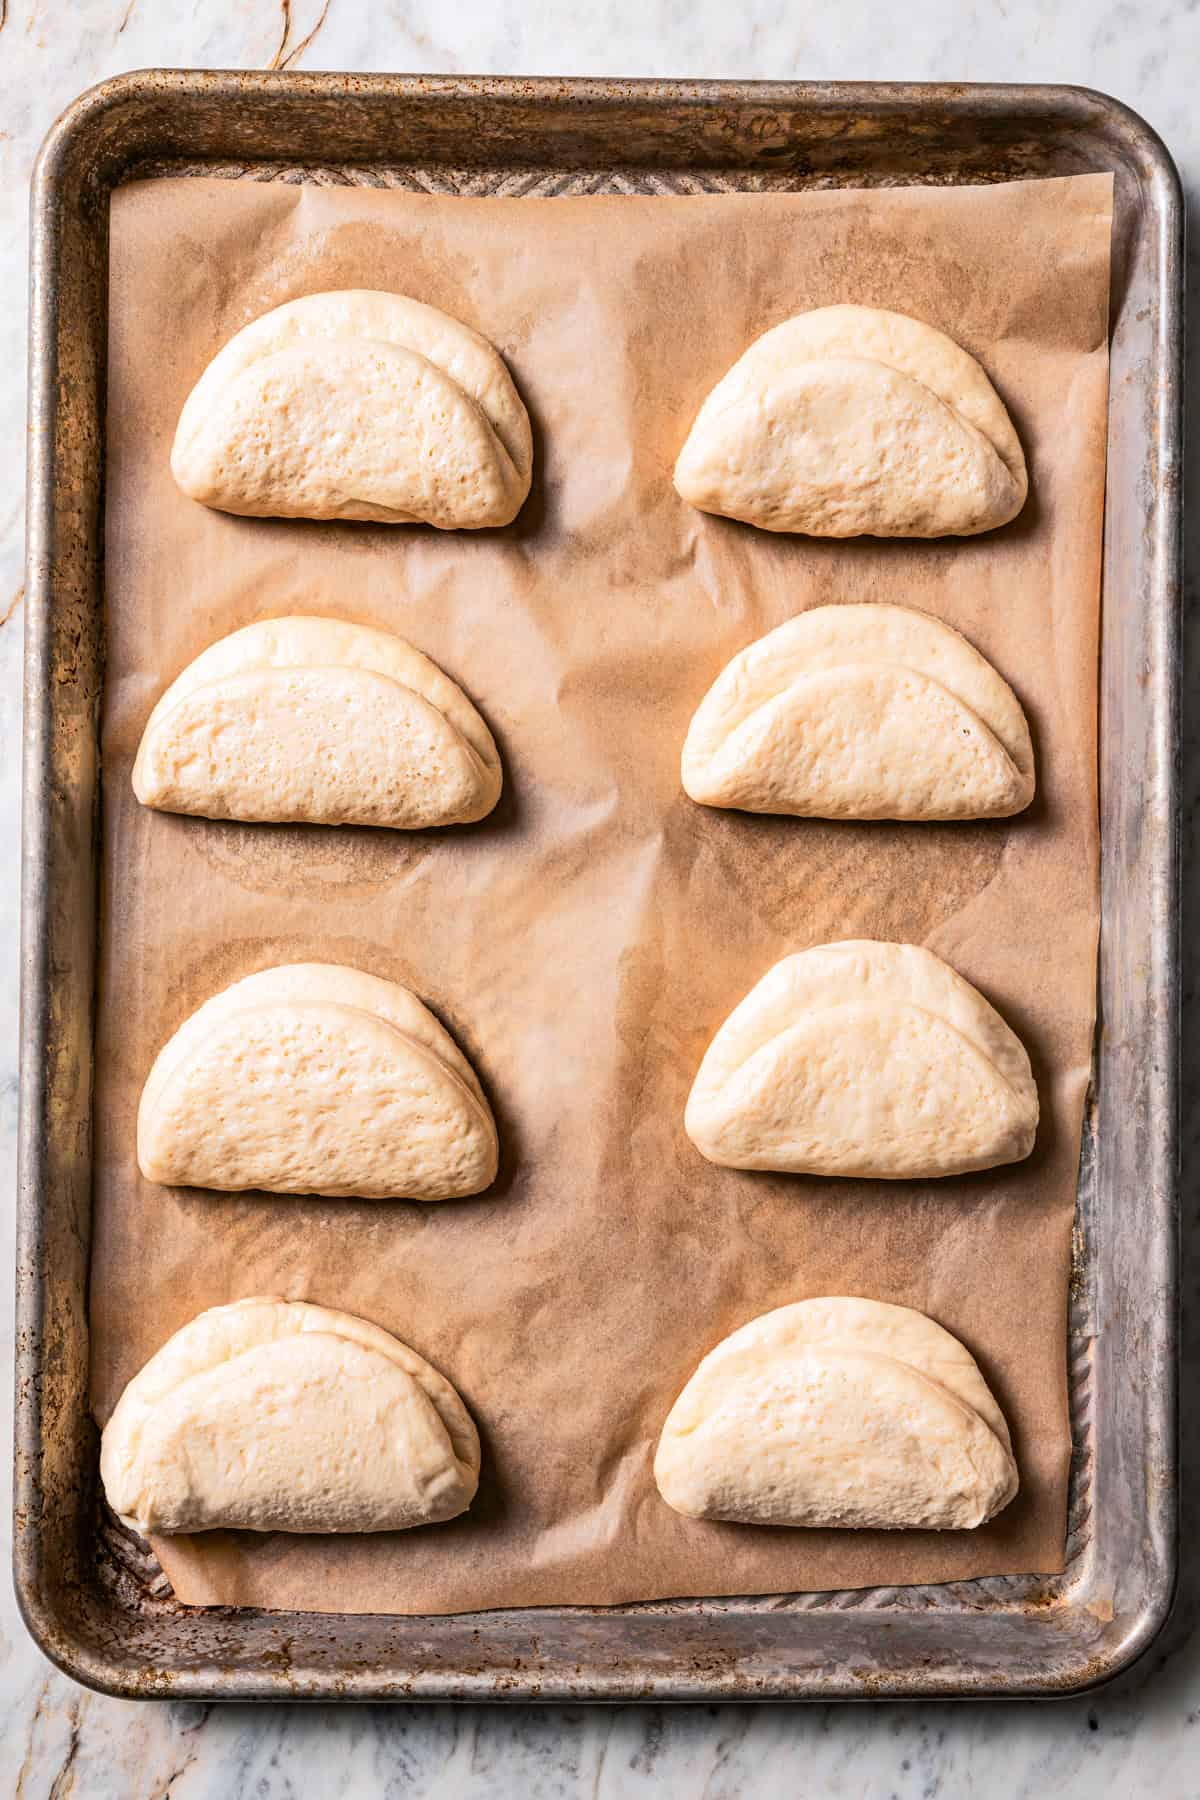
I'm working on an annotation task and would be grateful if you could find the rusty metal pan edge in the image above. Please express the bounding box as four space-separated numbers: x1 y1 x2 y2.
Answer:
15 73 1182 1703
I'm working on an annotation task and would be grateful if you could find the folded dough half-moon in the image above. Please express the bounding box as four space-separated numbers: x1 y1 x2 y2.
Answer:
674 304 1027 537
171 289 532 527
654 1296 1018 1529
685 940 1037 1179
682 604 1034 820
132 616 502 828
138 963 499 1199
100 1297 480 1535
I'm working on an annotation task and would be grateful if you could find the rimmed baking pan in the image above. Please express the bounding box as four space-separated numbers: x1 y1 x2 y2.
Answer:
18 73 1181 1701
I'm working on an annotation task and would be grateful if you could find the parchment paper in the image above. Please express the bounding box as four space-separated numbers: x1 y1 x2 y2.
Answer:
93 172 1112 1612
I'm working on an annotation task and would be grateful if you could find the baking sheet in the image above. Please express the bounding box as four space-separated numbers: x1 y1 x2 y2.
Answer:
92 171 1111 1613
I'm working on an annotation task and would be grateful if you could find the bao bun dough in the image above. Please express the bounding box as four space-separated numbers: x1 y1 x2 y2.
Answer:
674 304 1027 538
682 604 1034 821
654 1296 1018 1530
686 940 1038 1180
138 963 499 1200
171 290 532 528
101 1297 480 1535
132 616 502 828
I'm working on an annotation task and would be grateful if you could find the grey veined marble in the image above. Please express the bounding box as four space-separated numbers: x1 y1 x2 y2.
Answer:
2 1 1198 1794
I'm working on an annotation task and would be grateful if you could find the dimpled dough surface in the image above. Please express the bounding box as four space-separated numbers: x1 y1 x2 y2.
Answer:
137 965 498 1200
682 603 1035 821
674 304 1027 537
172 290 532 527
656 1345 1017 1529
655 1297 1017 1529
133 616 502 828
671 1296 1013 1451
101 1299 480 1535
686 942 1038 1178
93 173 1111 1610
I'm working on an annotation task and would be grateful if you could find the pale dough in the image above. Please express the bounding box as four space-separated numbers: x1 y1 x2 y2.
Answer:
100 1297 480 1535
137 963 499 1200
682 604 1034 820
133 616 503 828
171 290 532 527
674 304 1027 537
654 1296 1018 1530
685 940 1038 1179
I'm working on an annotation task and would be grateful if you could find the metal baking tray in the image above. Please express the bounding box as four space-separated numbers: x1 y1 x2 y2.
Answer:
17 73 1181 1701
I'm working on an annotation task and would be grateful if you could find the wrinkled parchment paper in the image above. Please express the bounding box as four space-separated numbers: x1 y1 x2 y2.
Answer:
93 172 1112 1612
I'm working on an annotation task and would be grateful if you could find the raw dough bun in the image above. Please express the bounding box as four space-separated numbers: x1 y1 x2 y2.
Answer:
655 1296 1018 1529
171 289 532 527
101 1297 480 1535
682 604 1034 820
685 940 1037 1179
133 616 502 828
674 304 1027 537
138 963 499 1200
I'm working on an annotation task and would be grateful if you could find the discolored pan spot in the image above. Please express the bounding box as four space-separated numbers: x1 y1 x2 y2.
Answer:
267 221 477 321
146 931 454 1053
801 224 990 344
187 815 440 897
667 794 1008 947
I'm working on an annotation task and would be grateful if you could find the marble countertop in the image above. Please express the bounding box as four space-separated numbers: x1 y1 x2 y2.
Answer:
1 2 1196 1794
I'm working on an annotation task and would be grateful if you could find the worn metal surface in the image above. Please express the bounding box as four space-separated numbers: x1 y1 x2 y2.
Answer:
16 73 1182 1702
